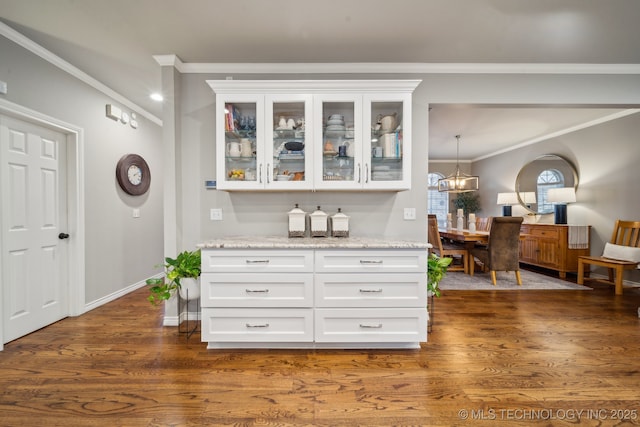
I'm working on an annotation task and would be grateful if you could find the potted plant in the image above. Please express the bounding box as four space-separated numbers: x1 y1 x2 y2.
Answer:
427 253 452 333
452 192 480 218
147 249 201 305
427 253 452 298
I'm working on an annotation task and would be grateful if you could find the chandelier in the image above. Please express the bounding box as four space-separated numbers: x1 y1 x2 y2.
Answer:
437 135 479 193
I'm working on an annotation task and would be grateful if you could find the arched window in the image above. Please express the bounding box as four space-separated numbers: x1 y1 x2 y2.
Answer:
537 169 564 212
428 172 448 228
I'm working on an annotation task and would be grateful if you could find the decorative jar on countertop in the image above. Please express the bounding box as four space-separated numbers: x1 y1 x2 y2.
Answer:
331 208 350 237
310 206 329 237
287 204 307 238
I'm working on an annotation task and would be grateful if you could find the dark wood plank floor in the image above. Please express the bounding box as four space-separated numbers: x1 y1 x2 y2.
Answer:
1 278 640 426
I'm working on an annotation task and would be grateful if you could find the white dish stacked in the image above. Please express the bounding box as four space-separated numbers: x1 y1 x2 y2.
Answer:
325 114 346 138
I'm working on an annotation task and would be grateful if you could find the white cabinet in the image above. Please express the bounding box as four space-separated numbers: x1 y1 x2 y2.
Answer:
200 246 427 349
209 88 313 190
313 91 413 190
201 249 315 345
207 80 420 191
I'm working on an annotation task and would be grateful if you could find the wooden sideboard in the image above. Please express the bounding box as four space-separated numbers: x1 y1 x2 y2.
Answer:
519 224 590 279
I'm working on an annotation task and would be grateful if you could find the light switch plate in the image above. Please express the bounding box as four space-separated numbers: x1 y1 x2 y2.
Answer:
0 80 7 94
403 208 416 220
133 208 140 218
210 208 222 221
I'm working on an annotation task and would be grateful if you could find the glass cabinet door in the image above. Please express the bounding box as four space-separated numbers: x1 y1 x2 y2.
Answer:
216 95 263 189
314 95 362 189
365 93 411 190
266 95 313 189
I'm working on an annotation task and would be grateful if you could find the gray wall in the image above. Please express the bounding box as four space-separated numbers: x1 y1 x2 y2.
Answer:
469 113 640 282
0 36 164 305
171 72 429 251
166 70 640 283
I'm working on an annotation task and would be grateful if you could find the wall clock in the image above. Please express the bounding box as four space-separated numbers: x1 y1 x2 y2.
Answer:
116 153 151 196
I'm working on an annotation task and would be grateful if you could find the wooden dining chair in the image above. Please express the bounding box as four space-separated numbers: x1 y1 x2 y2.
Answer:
577 220 640 295
469 217 524 285
427 214 468 273
475 216 493 232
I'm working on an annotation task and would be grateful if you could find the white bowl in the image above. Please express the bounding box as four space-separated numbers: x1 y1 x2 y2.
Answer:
276 175 292 181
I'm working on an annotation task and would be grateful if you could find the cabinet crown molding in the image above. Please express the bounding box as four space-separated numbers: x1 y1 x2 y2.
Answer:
207 79 421 94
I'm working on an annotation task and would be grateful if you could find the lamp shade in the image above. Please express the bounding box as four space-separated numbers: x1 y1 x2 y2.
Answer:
521 192 537 204
547 187 576 204
497 192 519 205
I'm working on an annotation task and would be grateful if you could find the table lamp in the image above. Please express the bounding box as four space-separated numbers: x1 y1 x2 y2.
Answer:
547 187 576 224
521 192 537 209
497 192 519 216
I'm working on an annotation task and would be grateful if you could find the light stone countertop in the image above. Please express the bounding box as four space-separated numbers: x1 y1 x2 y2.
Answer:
198 235 430 249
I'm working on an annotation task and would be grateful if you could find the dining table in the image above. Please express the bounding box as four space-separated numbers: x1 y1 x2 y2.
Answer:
438 228 489 245
438 228 489 273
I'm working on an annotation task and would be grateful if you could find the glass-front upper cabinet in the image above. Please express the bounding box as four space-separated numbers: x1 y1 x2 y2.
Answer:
363 92 412 190
215 94 264 190
313 94 363 190
209 79 419 191
265 94 313 190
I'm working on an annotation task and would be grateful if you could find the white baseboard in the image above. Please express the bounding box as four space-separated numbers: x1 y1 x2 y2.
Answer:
84 274 163 313
163 311 201 327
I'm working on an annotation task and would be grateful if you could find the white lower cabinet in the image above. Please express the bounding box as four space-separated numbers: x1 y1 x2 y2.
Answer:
201 247 427 349
314 308 427 343
201 308 314 343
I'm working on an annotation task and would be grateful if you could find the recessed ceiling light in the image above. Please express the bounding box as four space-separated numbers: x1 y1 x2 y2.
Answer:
150 93 164 102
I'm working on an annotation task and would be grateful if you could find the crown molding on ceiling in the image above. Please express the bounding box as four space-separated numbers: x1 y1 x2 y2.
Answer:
153 55 640 75
1 22 162 126
473 108 640 162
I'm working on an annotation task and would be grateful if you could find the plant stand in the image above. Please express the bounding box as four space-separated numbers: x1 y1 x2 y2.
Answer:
178 289 199 339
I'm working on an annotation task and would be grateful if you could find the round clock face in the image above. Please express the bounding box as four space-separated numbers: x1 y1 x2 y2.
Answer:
127 164 142 185
116 154 150 195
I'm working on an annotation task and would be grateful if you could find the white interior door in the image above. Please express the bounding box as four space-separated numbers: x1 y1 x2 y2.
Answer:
1 114 69 343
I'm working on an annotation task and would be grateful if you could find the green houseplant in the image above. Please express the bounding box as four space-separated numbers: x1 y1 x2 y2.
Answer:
427 253 452 298
147 249 201 305
452 192 481 217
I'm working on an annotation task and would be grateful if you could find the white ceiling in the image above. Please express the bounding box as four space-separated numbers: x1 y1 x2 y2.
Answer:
1 0 639 159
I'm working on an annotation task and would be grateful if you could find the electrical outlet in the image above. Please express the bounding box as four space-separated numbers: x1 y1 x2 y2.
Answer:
403 208 416 220
210 208 223 221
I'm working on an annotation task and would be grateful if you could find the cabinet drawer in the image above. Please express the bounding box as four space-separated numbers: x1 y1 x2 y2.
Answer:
314 308 427 343
201 273 313 308
315 249 427 273
315 273 427 307
202 249 313 273
523 227 559 239
201 308 313 342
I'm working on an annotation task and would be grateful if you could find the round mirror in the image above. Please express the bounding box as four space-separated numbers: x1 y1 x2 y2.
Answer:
515 154 578 215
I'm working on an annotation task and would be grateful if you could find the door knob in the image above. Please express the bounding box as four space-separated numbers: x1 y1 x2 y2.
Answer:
58 233 69 239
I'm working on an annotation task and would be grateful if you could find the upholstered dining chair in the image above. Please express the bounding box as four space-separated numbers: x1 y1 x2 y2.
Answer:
469 216 524 285
427 214 468 273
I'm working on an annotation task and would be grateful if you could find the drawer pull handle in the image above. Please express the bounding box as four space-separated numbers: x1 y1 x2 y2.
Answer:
359 288 383 293
246 259 270 264
245 289 269 293
359 260 383 264
246 323 269 328
359 323 383 329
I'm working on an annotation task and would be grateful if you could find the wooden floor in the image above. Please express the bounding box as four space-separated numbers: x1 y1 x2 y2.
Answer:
1 277 640 426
